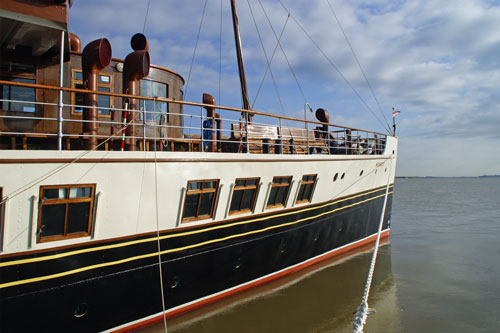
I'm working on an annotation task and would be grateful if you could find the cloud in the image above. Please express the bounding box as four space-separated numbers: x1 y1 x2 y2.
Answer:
68 0 500 176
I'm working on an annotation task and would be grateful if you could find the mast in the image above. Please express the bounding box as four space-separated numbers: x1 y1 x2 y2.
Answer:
230 0 251 114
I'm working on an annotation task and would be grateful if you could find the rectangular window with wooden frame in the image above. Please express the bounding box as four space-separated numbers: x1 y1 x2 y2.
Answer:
71 70 113 116
182 180 219 222
266 176 292 209
37 184 96 243
296 174 317 204
0 62 36 113
229 177 260 215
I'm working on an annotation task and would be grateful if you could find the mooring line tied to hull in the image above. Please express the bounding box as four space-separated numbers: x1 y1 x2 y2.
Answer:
353 158 392 333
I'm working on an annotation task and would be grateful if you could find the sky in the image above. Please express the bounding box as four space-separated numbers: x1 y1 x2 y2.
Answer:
68 0 500 177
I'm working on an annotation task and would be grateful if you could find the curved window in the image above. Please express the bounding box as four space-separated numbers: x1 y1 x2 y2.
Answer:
140 79 168 122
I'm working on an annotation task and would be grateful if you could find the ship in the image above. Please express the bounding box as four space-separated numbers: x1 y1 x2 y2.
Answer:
0 1 397 332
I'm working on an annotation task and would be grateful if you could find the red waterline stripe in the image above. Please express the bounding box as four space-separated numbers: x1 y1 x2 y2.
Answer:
111 229 390 332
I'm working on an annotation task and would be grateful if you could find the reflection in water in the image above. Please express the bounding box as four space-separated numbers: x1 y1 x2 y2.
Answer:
141 241 402 333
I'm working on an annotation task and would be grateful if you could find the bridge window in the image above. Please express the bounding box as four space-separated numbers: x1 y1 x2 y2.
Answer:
0 62 36 112
229 178 260 215
182 180 219 222
72 70 112 115
267 176 292 209
37 184 96 243
140 79 168 122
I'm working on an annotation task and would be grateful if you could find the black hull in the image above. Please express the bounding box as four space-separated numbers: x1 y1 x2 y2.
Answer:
0 185 393 332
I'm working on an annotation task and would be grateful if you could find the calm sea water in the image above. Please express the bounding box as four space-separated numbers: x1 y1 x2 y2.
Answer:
142 178 500 332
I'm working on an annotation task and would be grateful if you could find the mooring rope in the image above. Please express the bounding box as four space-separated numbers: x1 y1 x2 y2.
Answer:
153 115 169 333
353 158 393 332
1 116 137 206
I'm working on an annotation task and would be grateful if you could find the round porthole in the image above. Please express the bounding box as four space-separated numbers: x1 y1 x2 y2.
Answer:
235 257 242 269
333 173 338 182
74 303 88 318
170 276 179 289
341 173 345 180
280 241 287 253
360 170 364 176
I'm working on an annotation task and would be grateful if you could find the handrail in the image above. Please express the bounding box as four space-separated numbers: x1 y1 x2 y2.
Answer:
0 79 390 137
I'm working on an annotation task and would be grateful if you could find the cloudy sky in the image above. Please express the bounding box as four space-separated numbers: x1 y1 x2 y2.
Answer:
68 0 500 177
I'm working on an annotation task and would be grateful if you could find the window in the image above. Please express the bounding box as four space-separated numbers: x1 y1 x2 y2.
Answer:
0 62 36 112
296 174 317 204
72 70 112 115
266 176 292 209
182 180 219 222
229 178 260 215
37 184 96 242
140 79 168 122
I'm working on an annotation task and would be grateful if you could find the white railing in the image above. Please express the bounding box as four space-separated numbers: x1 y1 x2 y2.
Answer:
0 80 387 155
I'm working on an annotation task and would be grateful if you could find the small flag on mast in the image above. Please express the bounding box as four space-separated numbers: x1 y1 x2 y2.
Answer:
392 109 400 117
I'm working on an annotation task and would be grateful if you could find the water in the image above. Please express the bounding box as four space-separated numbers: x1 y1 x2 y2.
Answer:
142 178 500 332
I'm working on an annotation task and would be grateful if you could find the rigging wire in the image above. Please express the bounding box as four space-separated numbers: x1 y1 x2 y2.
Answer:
142 0 151 34
219 0 223 105
1 114 137 205
326 0 391 133
184 0 208 101
153 99 169 333
250 13 290 110
247 0 286 116
185 0 208 134
277 0 390 134
258 0 308 105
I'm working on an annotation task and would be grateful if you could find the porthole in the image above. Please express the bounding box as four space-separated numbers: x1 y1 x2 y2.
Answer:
333 173 338 182
360 170 364 176
341 173 345 180
385 168 387 172
170 276 179 289
280 241 287 253
235 257 242 269
74 303 88 318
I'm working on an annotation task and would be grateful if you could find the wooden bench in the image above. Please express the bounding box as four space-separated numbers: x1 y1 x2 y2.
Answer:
230 124 328 154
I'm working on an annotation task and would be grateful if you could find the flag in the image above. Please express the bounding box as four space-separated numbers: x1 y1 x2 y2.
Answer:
392 110 400 117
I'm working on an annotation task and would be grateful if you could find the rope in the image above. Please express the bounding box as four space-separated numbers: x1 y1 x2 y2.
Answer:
353 158 393 332
250 11 290 110
142 0 151 33
247 0 286 116
1 116 137 206
327 0 391 133
184 0 208 101
277 0 390 134
219 0 223 105
258 0 308 105
153 116 168 333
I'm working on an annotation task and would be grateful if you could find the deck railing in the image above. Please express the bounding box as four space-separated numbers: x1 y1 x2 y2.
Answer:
0 80 387 155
